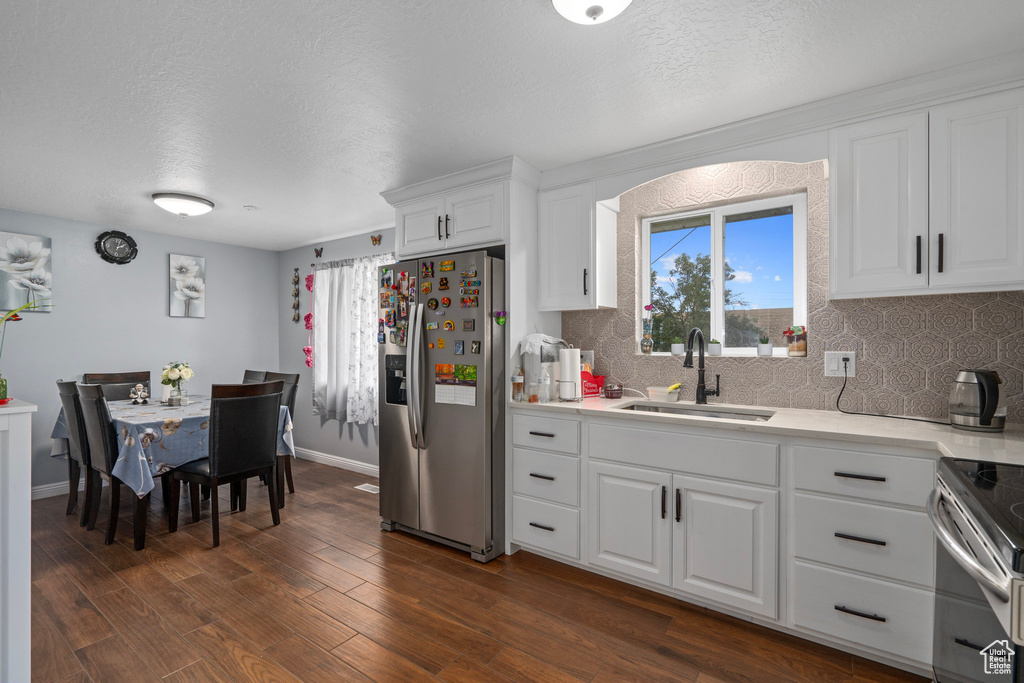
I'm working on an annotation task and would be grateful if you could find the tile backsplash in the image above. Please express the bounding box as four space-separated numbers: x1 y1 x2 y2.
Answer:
561 160 1024 423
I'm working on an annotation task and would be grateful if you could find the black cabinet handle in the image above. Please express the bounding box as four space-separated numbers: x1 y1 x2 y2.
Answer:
437 216 442 241
915 235 922 274
445 214 450 240
528 431 555 438
583 268 588 296
834 532 887 547
529 473 555 481
955 637 984 651
834 471 886 483
834 605 886 622
675 488 681 523
529 522 555 532
661 486 667 519
938 233 944 273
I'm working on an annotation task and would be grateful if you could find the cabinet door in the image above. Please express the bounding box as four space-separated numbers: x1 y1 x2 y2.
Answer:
396 196 444 258
672 475 778 618
444 181 506 250
829 112 929 298
930 88 1024 290
538 183 595 311
588 461 672 586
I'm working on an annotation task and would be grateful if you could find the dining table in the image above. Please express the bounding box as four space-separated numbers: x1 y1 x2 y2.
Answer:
50 395 294 497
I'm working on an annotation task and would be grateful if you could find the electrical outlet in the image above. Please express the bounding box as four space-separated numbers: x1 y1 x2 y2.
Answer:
824 351 856 378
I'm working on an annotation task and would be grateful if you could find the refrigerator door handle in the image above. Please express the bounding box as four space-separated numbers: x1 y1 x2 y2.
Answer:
415 302 427 449
406 302 419 449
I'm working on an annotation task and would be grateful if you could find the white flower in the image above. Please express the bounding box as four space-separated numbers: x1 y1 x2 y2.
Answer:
169 255 199 281
173 277 205 302
168 368 181 380
9 266 52 297
180 368 194 380
0 237 50 275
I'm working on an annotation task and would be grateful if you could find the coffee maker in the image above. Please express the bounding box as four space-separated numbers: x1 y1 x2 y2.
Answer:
948 369 1006 432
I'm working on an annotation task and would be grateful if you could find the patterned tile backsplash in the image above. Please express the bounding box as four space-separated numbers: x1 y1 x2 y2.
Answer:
561 160 1024 423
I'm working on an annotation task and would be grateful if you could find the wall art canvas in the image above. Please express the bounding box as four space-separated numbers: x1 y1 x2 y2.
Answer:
169 254 206 318
0 231 53 312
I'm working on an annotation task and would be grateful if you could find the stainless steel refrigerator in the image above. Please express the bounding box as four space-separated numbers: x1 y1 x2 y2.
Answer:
377 250 505 562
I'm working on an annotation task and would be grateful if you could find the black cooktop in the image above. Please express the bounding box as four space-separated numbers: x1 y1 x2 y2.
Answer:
943 458 1024 572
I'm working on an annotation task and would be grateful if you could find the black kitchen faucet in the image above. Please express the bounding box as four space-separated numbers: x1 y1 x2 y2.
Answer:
682 328 721 405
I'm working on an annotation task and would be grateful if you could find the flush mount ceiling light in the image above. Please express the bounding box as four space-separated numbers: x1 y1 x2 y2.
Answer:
552 0 632 24
152 193 214 217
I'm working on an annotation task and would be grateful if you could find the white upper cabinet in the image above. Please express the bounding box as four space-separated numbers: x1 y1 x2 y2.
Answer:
830 112 930 298
830 87 1024 299
396 195 445 257
538 182 617 311
443 181 506 251
929 89 1024 289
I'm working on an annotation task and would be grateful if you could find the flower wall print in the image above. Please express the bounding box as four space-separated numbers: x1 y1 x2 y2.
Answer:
0 232 53 312
169 254 205 318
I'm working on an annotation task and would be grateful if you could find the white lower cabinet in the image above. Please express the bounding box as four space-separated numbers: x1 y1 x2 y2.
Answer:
512 495 580 559
588 461 672 585
673 475 779 618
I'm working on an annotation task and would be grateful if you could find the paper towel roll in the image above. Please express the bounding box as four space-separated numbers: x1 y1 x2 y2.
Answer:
559 348 582 401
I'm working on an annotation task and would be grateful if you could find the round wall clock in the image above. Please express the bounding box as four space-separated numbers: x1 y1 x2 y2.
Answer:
95 230 138 264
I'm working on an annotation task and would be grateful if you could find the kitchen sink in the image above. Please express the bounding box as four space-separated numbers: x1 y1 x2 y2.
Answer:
615 402 775 422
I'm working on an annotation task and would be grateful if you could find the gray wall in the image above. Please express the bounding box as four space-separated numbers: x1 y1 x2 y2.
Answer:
277 229 394 468
0 208 281 487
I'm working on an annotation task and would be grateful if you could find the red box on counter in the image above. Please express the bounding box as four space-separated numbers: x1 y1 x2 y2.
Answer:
582 371 605 398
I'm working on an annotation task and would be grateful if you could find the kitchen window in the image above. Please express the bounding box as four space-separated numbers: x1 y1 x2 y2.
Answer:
641 193 806 355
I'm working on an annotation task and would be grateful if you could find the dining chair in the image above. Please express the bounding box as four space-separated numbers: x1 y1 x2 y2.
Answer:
242 369 266 383
264 371 299 499
77 383 155 549
82 371 151 401
168 381 283 547
56 380 94 526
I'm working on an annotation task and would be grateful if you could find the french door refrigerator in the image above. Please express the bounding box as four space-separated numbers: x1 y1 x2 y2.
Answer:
377 250 505 562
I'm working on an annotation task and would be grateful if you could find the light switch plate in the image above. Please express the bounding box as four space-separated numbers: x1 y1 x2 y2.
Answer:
824 351 856 377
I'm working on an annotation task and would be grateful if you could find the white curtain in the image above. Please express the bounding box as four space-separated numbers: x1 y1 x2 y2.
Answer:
312 252 393 424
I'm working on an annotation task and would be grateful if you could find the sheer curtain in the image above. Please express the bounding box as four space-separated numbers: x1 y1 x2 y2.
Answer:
312 252 393 424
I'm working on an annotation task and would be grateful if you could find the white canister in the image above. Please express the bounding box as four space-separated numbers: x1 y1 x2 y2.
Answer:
558 348 582 400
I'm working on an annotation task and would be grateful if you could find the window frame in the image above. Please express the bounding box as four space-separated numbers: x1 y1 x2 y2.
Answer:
640 192 807 356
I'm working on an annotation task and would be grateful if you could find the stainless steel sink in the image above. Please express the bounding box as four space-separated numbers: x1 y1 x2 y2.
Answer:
615 402 775 422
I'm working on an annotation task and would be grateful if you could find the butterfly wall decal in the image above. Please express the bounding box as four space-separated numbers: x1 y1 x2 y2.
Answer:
314 247 323 258
370 234 382 246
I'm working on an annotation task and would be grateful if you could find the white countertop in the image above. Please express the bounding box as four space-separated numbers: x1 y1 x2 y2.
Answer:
0 399 37 415
511 397 1024 465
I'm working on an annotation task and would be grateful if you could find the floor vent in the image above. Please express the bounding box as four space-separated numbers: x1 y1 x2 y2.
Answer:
355 483 379 494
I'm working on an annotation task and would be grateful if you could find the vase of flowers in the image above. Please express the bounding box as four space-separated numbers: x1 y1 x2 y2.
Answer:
0 298 50 401
161 361 194 405
640 305 655 354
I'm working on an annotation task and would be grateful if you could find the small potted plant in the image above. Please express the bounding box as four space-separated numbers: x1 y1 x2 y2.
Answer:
756 334 772 357
707 339 722 355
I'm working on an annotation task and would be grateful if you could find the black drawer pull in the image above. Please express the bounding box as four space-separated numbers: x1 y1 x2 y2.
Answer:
834 605 886 623
437 216 442 241
834 471 886 483
915 235 922 274
955 637 984 651
529 431 555 438
529 473 555 481
675 488 682 523
661 486 667 519
938 233 944 273
834 532 887 547
529 522 555 532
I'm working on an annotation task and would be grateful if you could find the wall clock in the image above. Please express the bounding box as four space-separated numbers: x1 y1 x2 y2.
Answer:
95 230 138 264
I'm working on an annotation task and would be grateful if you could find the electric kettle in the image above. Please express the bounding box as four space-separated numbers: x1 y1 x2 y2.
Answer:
948 369 1006 432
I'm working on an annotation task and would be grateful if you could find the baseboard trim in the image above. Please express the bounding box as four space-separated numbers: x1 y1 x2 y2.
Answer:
294 447 379 478
32 479 84 501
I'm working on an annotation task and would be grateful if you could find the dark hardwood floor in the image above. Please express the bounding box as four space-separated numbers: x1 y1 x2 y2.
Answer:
31 458 927 682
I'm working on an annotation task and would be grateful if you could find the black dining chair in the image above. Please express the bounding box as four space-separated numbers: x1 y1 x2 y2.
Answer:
77 383 156 549
56 380 94 526
242 369 266 383
264 371 299 498
168 381 283 547
82 371 151 401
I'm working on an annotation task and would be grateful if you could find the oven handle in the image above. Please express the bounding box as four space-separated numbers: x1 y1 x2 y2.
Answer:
927 487 1011 603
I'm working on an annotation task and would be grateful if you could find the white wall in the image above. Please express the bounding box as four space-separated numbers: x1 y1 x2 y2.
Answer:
277 229 394 469
0 208 281 488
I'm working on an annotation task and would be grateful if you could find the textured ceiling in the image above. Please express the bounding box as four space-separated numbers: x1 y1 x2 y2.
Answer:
1 0 1023 250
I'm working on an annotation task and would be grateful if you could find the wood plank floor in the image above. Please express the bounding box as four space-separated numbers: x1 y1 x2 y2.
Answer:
31 458 927 682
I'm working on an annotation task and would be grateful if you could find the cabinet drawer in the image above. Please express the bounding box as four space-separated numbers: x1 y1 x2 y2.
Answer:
512 496 579 559
793 493 934 587
513 414 580 455
793 445 934 507
513 448 579 507
590 423 778 486
792 561 933 665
